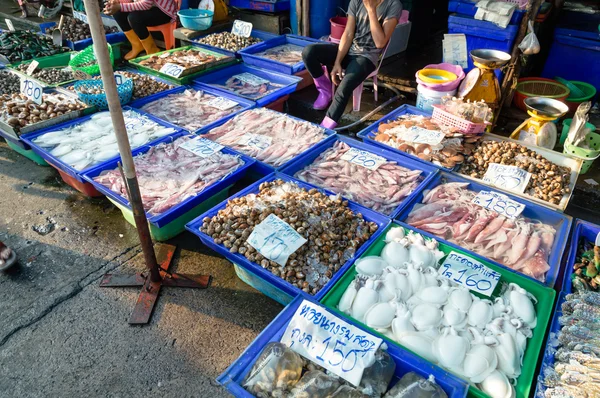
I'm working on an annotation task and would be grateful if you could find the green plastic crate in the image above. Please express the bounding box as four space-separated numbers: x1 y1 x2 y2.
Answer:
8 54 75 88
5 140 49 166
320 223 555 398
106 185 231 242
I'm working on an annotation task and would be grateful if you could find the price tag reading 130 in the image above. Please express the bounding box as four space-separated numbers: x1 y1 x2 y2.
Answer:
472 190 525 219
159 63 185 78
179 137 224 158
246 214 307 266
340 147 387 171
439 251 500 297
281 299 383 386
20 78 43 105
231 20 253 38
482 163 532 194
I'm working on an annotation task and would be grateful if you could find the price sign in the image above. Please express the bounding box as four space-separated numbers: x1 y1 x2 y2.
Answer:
281 299 383 386
5 19 15 32
207 97 238 111
439 251 500 297
238 133 272 151
114 74 123 85
73 69 92 80
231 20 253 38
401 126 446 145
25 61 39 76
159 63 185 78
247 214 307 266
179 137 224 158
20 78 43 105
472 190 525 219
482 163 532 194
596 232 600 247
233 72 269 86
340 147 387 171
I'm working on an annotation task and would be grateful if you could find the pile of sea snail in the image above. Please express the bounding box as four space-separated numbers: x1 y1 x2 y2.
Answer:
0 93 86 127
200 180 378 294
59 16 119 42
16 64 73 85
459 140 571 205
117 72 172 99
197 32 262 52
0 71 20 95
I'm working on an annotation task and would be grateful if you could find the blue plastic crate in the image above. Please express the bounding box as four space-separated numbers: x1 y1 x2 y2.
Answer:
191 28 279 58
279 135 439 219
448 0 525 26
394 171 572 288
217 295 470 398
239 35 317 75
185 172 390 302
40 23 125 51
561 219 600 293
229 0 290 12
131 84 255 134
192 63 301 107
20 106 182 183
81 131 256 228
534 291 564 398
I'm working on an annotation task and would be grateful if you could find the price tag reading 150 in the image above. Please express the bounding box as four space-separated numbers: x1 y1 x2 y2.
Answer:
340 147 387 171
20 78 43 105
246 214 307 267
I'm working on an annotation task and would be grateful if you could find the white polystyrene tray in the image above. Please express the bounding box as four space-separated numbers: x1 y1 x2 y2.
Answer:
456 133 582 212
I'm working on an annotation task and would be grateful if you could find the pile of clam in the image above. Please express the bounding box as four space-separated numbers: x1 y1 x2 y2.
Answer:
0 93 87 128
338 227 538 398
196 31 262 52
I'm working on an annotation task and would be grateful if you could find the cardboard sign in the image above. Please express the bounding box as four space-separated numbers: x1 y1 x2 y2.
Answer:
20 78 43 105
26 61 39 76
472 190 525 219
246 214 307 266
232 20 253 38
5 19 15 32
439 251 500 296
340 147 387 171
233 72 269 86
207 96 238 111
179 137 224 158
238 133 272 151
73 69 92 80
482 163 532 194
159 63 185 78
402 126 446 145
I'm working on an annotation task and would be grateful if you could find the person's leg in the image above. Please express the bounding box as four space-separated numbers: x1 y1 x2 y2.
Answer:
302 44 339 110
125 8 171 58
113 11 145 60
323 56 376 126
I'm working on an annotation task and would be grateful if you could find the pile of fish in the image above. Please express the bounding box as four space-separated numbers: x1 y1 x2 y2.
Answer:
374 114 480 169
0 71 20 94
214 73 283 100
200 179 378 295
405 182 556 282
338 226 538 398
255 44 303 65
94 136 245 216
294 141 423 215
571 238 600 292
539 292 600 397
196 31 262 52
140 89 243 132
32 110 176 170
203 108 329 167
244 342 448 398
138 48 225 72
1 92 86 129
0 30 68 63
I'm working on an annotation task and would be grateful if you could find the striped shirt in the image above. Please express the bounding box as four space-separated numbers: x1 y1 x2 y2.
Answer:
119 0 178 21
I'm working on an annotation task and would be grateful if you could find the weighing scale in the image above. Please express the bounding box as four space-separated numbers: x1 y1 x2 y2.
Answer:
458 49 512 111
510 97 570 149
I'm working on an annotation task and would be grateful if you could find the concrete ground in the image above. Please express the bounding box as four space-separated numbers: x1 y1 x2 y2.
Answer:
0 143 284 398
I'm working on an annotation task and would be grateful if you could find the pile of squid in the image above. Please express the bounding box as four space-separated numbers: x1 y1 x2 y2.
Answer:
539 292 600 397
294 141 424 215
405 182 556 282
338 227 538 398
244 342 447 398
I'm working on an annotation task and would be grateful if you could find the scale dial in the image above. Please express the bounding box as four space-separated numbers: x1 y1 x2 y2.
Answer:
458 68 481 98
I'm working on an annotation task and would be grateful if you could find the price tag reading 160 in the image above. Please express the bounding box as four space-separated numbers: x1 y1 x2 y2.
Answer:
439 251 500 297
20 78 43 105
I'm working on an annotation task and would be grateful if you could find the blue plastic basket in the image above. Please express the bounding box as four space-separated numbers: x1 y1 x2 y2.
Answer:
561 219 600 293
534 291 564 398
74 75 133 110
448 1 525 26
81 131 256 227
192 63 302 106
131 84 255 134
191 28 279 58
217 295 470 398
279 135 439 219
238 35 318 75
178 9 214 31
394 171 572 288
185 172 390 302
20 107 182 182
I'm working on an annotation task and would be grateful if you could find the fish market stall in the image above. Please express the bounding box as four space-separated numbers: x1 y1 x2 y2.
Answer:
320 223 555 398
191 28 278 58
21 109 180 196
201 108 335 173
186 173 389 304
83 133 255 241
135 86 254 134
0 30 70 65
218 295 470 398
193 63 301 107
280 136 438 218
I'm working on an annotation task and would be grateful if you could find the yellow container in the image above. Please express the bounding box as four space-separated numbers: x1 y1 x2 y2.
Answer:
417 68 458 84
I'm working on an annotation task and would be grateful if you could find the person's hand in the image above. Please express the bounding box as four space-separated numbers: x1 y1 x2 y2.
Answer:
331 63 343 86
363 0 377 13
103 0 121 15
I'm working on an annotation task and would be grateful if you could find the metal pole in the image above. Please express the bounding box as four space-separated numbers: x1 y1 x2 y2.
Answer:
82 0 161 283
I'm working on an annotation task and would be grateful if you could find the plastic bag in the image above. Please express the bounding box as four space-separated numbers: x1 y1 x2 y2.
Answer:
360 350 397 397
519 21 540 55
328 385 369 397
288 370 341 398
383 372 448 398
243 342 304 397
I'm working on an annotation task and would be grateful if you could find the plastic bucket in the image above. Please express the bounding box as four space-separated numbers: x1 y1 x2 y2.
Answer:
330 16 347 39
416 63 465 91
178 9 214 30
563 132 600 174
565 80 597 113
560 118 596 145
416 84 455 113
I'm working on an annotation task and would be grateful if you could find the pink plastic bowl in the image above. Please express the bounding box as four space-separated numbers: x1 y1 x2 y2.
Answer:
416 63 465 91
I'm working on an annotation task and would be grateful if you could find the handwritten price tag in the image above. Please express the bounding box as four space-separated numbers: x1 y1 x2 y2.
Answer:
159 63 185 78
231 20 253 38
114 73 123 85
281 299 383 386
472 190 525 219
233 72 269 86
246 214 307 266
73 69 92 80
402 126 446 145
439 251 500 296
207 97 238 111
482 163 532 194
26 61 39 76
179 137 224 158
340 147 387 171
238 133 272 151
5 19 15 32
20 78 43 105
